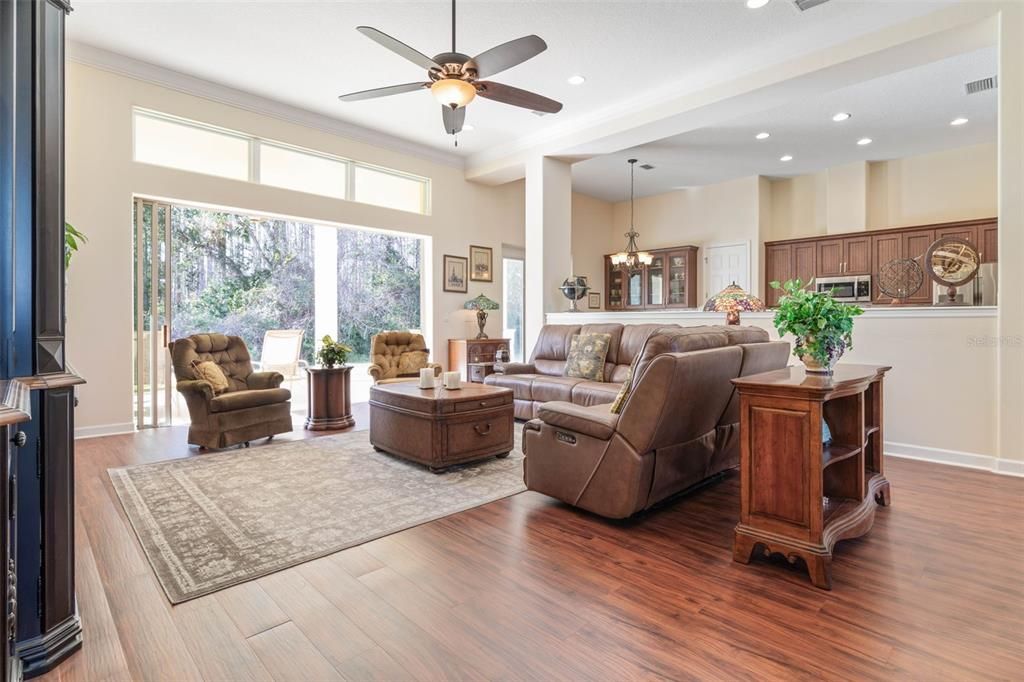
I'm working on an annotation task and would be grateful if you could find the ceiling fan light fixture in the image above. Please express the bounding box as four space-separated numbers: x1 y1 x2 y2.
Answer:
430 78 476 108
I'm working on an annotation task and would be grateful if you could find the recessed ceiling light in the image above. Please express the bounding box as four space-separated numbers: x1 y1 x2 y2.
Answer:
567 75 586 85
746 0 771 8
755 132 770 140
832 112 852 122
780 155 793 162
950 117 969 126
857 137 872 146
462 124 475 131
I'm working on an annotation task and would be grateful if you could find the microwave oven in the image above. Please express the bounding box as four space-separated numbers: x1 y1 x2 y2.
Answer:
815 276 871 303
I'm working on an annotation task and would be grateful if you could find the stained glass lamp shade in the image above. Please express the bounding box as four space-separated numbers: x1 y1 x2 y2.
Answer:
703 282 765 325
465 294 499 339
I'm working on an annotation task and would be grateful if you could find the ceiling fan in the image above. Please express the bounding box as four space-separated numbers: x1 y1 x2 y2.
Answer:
338 0 563 137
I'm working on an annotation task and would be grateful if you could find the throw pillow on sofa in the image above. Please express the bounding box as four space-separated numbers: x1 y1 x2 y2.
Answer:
191 360 230 394
564 332 612 382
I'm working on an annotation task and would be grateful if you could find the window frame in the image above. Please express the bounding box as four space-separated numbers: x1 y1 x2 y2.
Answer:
131 108 432 215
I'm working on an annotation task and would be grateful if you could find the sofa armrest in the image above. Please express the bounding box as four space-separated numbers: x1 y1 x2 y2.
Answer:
175 379 214 401
494 362 536 375
537 401 620 441
367 363 384 382
247 371 284 390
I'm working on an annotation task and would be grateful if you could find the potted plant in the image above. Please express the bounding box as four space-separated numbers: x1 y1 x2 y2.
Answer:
316 335 353 369
770 279 863 374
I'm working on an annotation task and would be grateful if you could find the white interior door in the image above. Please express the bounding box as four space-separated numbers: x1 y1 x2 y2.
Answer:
704 242 750 301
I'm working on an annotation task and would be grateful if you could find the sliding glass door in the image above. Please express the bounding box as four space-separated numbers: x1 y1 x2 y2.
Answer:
133 198 174 428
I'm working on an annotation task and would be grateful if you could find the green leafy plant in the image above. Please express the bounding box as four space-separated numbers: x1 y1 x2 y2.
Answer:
316 335 353 368
770 279 863 370
65 222 88 270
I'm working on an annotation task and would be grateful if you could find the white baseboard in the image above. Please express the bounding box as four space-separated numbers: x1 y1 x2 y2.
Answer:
75 422 135 440
885 441 1024 478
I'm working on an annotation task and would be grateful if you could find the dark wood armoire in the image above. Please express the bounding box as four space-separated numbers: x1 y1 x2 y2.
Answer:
1 1 84 680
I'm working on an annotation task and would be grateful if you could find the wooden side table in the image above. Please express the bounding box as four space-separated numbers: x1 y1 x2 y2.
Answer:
448 339 510 383
731 363 892 589
305 366 355 430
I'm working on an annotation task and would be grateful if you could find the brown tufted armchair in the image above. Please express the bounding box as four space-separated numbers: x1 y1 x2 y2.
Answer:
367 331 442 384
169 333 293 449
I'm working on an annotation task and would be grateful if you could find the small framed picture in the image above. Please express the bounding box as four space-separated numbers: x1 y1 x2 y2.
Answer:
443 255 469 293
469 245 493 282
588 292 601 309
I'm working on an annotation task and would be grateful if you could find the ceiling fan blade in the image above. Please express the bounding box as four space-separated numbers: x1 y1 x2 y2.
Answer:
338 82 430 102
356 26 439 71
470 35 547 79
476 81 563 113
442 106 466 134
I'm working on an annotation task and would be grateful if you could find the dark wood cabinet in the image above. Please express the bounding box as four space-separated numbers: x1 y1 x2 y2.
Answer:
765 218 997 306
605 246 698 310
448 339 510 383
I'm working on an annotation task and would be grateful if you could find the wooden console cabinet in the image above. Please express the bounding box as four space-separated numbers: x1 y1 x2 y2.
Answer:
448 339 509 383
731 364 891 589
605 246 698 310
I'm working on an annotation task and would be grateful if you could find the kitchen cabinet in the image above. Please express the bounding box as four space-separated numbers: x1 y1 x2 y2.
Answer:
605 246 698 310
764 218 996 307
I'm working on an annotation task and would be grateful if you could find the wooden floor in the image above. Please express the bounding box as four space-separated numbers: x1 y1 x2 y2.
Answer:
40 405 1024 681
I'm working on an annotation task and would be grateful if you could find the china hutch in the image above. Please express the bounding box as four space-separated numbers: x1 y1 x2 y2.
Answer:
605 245 699 310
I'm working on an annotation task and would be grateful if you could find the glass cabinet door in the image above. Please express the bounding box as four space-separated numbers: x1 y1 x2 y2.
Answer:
667 253 689 306
626 270 644 308
646 255 664 306
607 263 624 309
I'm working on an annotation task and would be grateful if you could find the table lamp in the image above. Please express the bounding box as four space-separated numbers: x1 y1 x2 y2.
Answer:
464 293 499 339
703 282 765 325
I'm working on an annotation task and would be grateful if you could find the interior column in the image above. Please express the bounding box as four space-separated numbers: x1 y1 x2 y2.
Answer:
314 225 339 343
524 156 572 358
997 2 1024 473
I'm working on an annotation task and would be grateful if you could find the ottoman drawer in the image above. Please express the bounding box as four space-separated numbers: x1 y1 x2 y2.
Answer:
445 414 513 460
454 392 512 413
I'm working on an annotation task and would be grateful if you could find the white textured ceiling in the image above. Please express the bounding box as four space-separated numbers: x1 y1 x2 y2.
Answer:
67 0 955 160
571 46 998 202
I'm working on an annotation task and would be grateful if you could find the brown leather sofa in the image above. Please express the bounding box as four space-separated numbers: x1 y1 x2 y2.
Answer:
485 323 771 420
169 333 293 449
522 328 790 518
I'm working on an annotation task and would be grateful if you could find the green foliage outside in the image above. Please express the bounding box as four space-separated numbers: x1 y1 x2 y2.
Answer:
138 205 421 364
770 279 863 367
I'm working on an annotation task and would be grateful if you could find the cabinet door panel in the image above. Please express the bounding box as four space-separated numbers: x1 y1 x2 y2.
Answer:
871 234 902 302
666 250 694 308
606 257 624 309
793 244 816 287
934 224 978 248
765 244 792 307
816 240 844 276
901 229 935 303
980 225 998 263
646 254 665 307
624 269 645 309
844 236 871 275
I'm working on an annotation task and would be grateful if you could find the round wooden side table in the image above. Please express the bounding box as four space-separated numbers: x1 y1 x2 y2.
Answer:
305 365 355 430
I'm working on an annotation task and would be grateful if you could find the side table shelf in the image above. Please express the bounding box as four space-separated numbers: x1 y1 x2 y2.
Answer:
731 363 892 589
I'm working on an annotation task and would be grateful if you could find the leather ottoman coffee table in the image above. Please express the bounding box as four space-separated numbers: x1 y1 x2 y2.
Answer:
369 382 514 472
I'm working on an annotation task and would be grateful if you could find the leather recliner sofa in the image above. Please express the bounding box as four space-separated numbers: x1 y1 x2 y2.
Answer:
485 323 771 420
522 328 790 518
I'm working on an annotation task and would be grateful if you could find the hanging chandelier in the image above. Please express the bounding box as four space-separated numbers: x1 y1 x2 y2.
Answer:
610 158 652 272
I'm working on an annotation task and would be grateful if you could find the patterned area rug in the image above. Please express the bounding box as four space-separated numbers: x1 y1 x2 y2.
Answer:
109 425 525 603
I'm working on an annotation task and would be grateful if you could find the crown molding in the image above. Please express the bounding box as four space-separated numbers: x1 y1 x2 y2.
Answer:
66 41 464 170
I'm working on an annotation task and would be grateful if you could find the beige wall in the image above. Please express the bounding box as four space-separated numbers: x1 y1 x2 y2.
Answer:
826 161 869 233
610 175 762 298
867 142 997 228
571 192 615 308
66 62 525 433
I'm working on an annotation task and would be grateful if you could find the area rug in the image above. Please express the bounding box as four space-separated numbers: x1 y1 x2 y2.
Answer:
109 425 524 603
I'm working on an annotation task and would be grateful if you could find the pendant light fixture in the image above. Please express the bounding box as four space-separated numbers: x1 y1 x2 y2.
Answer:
610 158 653 272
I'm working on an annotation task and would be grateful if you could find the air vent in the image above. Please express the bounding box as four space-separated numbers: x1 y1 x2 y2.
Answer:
965 76 997 95
792 0 832 11
639 163 655 170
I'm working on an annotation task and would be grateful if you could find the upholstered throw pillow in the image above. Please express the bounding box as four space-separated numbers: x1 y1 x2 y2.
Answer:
191 360 230 394
609 352 642 414
398 350 430 375
564 333 612 382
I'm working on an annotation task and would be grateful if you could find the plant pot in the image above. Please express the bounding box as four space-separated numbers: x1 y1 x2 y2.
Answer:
798 335 844 374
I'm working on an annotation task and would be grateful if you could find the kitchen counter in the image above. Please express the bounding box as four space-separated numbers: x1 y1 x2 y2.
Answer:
548 306 997 324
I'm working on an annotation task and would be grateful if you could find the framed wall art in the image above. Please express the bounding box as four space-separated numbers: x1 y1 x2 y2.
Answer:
469 245 493 282
443 254 469 293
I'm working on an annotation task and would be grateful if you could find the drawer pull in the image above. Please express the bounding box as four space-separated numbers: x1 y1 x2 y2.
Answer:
474 423 492 436
479 401 488 407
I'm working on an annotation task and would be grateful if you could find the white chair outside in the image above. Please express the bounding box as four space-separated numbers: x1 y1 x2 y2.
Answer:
253 330 308 408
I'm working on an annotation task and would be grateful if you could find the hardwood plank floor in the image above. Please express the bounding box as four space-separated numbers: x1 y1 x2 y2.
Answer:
38 406 1024 681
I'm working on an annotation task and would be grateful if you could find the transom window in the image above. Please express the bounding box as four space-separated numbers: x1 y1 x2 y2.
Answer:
132 109 431 215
